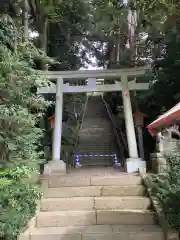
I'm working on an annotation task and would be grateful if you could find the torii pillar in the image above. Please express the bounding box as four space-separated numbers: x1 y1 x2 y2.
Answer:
121 74 146 173
44 78 66 177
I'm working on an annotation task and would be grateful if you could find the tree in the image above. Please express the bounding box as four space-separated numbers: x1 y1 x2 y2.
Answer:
134 0 180 120
0 14 52 239
43 0 91 164
47 0 91 70
0 14 50 168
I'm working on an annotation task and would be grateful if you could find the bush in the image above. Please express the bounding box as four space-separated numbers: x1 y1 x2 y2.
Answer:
0 167 42 239
150 151 180 230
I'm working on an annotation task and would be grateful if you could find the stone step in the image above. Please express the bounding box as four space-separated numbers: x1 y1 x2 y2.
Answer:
97 209 156 225
79 156 114 158
78 150 115 153
80 124 112 128
83 113 107 117
78 143 114 147
40 197 151 212
48 175 142 188
76 150 115 154
80 128 112 132
76 147 115 151
79 158 114 162
82 112 109 115
78 141 114 144
79 129 113 133
80 161 113 167
36 210 96 227
90 175 142 186
101 185 145 196
80 130 111 133
43 185 145 198
79 133 113 137
78 136 113 139
79 137 113 139
80 125 110 129
44 186 102 198
76 146 115 150
78 138 114 142
76 153 115 156
48 176 91 188
79 138 114 142
80 162 113 165
94 196 151 210
36 209 156 227
77 146 115 150
40 197 94 211
81 123 111 127
84 109 106 113
77 156 114 159
24 225 164 240
77 143 114 145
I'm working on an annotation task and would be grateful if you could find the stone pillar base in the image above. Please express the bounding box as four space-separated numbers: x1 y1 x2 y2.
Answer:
151 152 169 173
43 160 66 177
125 158 146 173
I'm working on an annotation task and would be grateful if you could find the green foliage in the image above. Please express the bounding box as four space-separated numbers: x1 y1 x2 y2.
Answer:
138 17 180 121
0 16 50 169
150 151 180 230
48 0 91 70
0 166 41 239
0 16 50 239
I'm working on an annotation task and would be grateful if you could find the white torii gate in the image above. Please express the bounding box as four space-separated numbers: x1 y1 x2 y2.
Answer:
40 66 150 175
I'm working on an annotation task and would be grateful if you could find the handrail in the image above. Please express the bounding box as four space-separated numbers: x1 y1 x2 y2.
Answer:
70 95 89 167
101 94 127 166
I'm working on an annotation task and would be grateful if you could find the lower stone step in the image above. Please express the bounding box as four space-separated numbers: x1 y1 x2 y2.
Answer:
101 185 145 196
94 196 151 210
40 197 151 211
40 197 94 211
44 186 101 198
48 175 142 188
36 210 96 227
96 209 156 225
36 209 156 227
43 185 145 198
22 225 163 240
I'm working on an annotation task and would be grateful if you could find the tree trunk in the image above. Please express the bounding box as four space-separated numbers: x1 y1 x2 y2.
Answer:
39 17 48 69
23 0 29 41
40 17 48 54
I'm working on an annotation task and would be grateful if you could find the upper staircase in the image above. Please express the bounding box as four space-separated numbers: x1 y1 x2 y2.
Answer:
76 95 118 167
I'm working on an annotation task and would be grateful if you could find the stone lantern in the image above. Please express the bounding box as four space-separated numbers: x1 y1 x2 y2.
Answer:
134 111 146 127
134 111 147 159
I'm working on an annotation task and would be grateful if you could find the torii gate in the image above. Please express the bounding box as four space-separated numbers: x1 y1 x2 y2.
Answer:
39 66 150 174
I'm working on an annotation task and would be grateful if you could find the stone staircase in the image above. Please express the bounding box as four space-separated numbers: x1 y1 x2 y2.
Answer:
76 96 118 167
20 170 164 240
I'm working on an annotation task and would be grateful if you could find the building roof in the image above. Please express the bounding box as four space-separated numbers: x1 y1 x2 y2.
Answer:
147 102 180 136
